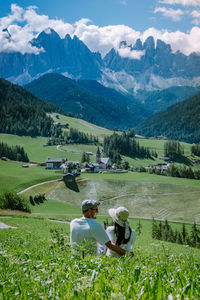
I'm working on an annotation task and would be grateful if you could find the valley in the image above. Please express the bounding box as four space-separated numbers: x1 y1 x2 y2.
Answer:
1 3 200 299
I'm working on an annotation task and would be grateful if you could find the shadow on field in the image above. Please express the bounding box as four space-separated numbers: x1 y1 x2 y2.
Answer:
63 174 80 192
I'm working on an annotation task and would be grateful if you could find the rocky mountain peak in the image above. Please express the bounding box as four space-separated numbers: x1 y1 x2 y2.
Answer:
143 36 155 50
133 39 143 50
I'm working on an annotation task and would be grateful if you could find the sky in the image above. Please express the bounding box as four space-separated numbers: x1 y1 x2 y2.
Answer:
1 0 200 58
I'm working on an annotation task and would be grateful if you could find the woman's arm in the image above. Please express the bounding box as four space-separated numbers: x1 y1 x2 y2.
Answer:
105 241 126 256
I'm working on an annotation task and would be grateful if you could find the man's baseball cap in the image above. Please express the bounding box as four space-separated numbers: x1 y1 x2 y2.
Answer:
82 199 100 212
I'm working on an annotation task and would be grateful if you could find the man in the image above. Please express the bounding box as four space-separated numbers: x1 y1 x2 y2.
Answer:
70 199 127 256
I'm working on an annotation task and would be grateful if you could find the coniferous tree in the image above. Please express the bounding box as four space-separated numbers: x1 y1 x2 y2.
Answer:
81 152 90 163
29 195 35 206
152 218 158 239
136 220 142 236
190 223 199 248
181 223 187 244
191 143 200 156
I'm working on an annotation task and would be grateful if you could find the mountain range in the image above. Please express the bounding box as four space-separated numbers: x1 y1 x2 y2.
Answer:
1 28 200 142
0 29 102 85
103 37 200 93
1 73 200 143
1 28 200 95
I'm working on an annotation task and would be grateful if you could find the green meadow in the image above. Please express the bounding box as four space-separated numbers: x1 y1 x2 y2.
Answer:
0 213 200 299
19 172 200 224
50 113 112 141
0 160 62 193
0 133 81 163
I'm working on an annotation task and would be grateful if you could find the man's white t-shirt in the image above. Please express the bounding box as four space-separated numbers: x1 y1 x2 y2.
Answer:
106 226 136 258
70 217 110 255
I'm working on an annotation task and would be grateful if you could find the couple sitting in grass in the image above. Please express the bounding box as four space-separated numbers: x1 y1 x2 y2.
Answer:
70 200 136 257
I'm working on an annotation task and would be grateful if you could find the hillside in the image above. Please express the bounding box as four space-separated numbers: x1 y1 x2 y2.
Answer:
135 86 200 114
136 91 200 143
0 78 64 137
25 73 150 130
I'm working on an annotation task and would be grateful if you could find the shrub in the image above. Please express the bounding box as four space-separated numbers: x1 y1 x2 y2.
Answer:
0 192 31 213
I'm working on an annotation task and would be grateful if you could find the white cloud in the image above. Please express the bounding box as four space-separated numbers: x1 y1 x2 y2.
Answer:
142 26 200 55
1 4 200 58
190 9 200 23
0 4 74 54
74 22 142 56
158 0 200 6
118 48 145 59
154 7 185 21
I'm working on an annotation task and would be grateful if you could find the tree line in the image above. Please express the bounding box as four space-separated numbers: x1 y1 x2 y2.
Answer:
47 128 99 145
152 219 200 248
0 142 29 162
148 164 200 180
103 132 152 163
167 164 200 180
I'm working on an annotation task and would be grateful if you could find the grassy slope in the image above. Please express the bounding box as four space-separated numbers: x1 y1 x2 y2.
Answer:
1 215 199 298
0 160 62 193
50 113 112 141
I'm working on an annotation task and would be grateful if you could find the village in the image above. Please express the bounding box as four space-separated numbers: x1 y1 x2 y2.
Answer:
45 146 171 176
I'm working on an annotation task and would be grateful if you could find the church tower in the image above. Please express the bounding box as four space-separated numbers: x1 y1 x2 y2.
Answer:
96 146 101 163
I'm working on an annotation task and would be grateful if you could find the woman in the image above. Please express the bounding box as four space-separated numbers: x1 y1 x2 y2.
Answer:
106 206 136 257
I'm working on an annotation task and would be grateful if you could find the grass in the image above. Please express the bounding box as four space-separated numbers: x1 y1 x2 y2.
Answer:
0 160 63 193
0 215 199 299
80 171 200 186
137 138 192 158
0 133 82 163
16 172 200 224
1 130 196 170
50 113 112 141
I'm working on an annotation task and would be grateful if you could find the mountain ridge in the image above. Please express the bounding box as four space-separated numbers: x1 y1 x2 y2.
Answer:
1 29 200 94
25 73 150 130
136 91 200 143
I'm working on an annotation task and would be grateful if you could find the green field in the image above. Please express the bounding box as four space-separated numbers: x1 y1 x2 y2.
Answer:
0 160 63 193
0 134 82 163
16 171 200 224
0 214 199 299
1 123 196 171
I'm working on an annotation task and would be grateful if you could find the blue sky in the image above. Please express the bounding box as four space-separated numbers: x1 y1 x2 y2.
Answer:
1 0 199 31
1 1 200 57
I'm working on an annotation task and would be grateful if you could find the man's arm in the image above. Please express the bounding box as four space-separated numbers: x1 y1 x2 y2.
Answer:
105 241 126 256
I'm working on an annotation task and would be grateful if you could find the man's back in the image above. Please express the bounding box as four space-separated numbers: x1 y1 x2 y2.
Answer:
70 217 109 254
